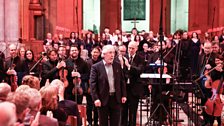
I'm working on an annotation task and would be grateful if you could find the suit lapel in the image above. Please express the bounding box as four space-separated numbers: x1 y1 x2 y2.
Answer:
100 61 109 83
112 63 117 87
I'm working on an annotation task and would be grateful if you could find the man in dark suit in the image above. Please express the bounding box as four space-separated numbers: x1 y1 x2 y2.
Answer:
90 45 127 126
41 49 66 87
121 41 144 126
5 44 26 86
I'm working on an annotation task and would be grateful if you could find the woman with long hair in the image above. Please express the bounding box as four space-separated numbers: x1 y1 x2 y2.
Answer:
40 85 67 126
24 49 39 77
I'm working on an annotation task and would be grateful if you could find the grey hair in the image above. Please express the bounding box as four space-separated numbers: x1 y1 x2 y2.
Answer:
101 45 115 58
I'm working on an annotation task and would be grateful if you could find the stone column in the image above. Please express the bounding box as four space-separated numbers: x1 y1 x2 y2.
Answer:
4 0 20 56
0 0 6 54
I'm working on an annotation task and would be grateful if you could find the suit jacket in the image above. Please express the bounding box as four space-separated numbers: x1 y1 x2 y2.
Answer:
124 53 144 97
90 60 126 106
39 115 59 126
41 60 60 86
59 100 82 126
197 52 216 75
4 56 26 85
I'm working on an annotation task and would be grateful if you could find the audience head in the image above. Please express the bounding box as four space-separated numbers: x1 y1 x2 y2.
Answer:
0 102 17 126
22 75 40 90
24 88 42 113
0 83 11 102
50 79 65 99
7 91 30 122
15 85 30 93
40 85 58 111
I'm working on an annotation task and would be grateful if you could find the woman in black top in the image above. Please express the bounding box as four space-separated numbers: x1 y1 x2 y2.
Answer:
24 49 39 77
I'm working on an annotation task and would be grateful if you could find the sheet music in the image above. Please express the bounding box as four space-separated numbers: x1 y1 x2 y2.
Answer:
140 73 172 79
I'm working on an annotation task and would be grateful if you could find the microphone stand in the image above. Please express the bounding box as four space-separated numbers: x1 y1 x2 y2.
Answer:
146 0 172 125
172 39 182 125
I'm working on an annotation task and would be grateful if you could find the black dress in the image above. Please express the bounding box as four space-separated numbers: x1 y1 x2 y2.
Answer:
190 39 201 74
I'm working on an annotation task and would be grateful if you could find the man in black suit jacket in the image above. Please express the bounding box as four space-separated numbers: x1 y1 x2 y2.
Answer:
41 49 66 87
120 41 144 126
90 45 127 126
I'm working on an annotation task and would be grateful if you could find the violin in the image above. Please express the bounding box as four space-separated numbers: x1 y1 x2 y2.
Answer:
72 65 82 95
204 77 223 116
9 64 18 91
58 57 68 88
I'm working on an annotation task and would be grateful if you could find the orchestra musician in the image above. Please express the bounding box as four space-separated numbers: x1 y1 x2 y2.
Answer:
0 51 5 82
197 41 217 124
41 49 66 87
5 44 26 86
203 54 224 125
65 45 89 104
23 49 39 77
86 46 102 125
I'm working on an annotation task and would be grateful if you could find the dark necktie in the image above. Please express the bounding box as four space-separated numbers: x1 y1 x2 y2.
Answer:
129 56 133 64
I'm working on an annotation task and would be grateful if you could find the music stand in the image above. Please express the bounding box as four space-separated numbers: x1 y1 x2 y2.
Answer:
142 73 173 125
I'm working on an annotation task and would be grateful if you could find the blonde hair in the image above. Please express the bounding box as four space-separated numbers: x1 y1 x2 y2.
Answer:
40 85 58 111
24 88 41 111
15 85 30 93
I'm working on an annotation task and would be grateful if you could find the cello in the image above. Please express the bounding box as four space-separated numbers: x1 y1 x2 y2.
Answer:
204 76 223 117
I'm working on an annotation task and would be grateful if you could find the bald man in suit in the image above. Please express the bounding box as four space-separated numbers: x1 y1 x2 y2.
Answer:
121 41 144 126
